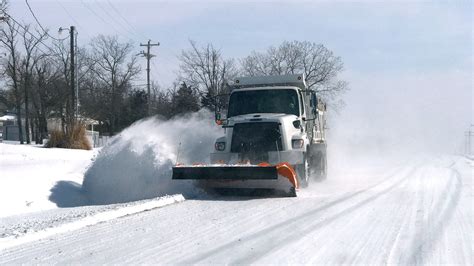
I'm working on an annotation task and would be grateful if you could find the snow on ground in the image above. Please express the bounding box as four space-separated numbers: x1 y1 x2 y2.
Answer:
0 111 220 249
0 140 187 249
0 110 472 263
0 153 471 264
0 143 97 217
0 194 184 250
0 111 218 218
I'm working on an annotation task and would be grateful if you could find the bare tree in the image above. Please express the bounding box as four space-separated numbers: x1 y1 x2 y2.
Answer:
87 35 140 134
179 40 237 110
0 0 7 18
30 56 62 143
241 41 348 108
18 24 48 143
49 39 74 132
0 19 24 143
52 40 93 131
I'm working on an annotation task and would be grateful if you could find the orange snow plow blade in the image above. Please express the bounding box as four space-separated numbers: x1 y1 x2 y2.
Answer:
172 162 298 196
275 162 298 189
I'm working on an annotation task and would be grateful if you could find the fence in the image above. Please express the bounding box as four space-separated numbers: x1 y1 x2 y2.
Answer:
1 125 24 141
86 130 111 148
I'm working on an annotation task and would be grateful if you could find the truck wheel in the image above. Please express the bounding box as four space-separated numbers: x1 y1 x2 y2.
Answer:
296 154 309 188
308 143 327 181
312 150 327 181
319 151 327 180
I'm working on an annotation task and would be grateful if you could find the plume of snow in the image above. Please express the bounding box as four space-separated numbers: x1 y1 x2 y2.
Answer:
82 110 222 204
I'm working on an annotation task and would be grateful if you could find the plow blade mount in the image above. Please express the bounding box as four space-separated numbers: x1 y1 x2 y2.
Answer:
172 164 298 196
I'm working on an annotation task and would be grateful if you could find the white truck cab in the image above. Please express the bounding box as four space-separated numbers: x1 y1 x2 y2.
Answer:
211 74 327 186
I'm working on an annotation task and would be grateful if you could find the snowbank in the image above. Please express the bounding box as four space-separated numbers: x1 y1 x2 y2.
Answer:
0 143 96 217
0 110 221 217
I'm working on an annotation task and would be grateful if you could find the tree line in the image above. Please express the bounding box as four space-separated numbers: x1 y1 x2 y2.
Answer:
0 1 347 144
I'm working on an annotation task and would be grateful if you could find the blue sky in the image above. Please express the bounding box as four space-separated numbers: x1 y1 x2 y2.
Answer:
7 0 473 152
9 1 471 82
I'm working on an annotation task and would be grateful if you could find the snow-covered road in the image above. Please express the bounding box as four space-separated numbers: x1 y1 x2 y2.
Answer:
1 154 471 264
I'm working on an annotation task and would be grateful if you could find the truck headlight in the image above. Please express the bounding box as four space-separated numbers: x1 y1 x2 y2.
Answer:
292 139 304 149
215 142 226 151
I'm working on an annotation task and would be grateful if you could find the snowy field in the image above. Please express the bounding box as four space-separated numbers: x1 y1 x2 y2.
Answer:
0 143 184 245
0 143 96 217
0 139 472 264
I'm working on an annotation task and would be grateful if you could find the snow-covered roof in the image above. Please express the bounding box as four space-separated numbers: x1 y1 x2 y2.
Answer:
0 115 15 121
80 117 100 125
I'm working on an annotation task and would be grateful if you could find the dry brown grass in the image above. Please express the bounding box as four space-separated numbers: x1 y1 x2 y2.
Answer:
45 123 92 150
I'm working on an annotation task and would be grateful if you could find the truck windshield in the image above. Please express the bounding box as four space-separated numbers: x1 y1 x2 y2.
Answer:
227 89 299 117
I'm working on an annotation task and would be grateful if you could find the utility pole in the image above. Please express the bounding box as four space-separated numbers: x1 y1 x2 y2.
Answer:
139 40 159 115
59 25 77 130
75 30 79 119
70 26 75 126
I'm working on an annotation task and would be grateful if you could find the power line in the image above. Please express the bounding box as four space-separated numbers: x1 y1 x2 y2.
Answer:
105 0 148 40
94 0 137 38
102 0 180 71
5 27 48 58
55 0 92 40
25 0 68 41
139 40 160 115
79 0 127 39
2 13 58 57
1 19 65 78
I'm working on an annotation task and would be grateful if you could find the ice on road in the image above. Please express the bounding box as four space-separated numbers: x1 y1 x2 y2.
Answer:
1 154 471 264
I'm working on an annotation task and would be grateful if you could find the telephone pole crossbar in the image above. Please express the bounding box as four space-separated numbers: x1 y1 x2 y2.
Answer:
139 40 160 116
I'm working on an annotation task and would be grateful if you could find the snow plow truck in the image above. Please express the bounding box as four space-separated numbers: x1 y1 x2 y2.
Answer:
172 74 327 196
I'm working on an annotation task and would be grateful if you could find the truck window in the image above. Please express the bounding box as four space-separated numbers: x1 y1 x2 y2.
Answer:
298 91 305 115
228 89 300 117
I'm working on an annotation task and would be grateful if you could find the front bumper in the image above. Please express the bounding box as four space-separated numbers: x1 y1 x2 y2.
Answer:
210 150 304 165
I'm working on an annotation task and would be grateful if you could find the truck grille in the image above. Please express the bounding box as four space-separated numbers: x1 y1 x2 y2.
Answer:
231 122 282 163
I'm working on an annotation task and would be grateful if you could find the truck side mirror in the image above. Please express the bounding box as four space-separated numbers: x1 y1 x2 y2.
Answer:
310 92 318 117
215 111 222 125
310 92 317 107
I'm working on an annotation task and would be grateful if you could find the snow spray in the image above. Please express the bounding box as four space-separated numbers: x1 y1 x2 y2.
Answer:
82 110 222 204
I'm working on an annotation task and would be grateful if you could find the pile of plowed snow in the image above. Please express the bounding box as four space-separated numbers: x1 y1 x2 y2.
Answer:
82 111 221 204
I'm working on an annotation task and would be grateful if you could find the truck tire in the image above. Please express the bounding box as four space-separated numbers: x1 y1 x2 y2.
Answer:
295 153 309 188
308 143 327 181
319 150 327 180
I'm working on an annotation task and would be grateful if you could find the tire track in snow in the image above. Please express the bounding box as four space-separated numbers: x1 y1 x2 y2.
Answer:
385 157 464 265
127 166 409 264
405 160 463 264
121 198 300 263
0 195 185 259
0 196 299 264
5 157 466 264
14 164 405 264
180 165 418 264
329 174 415 265
385 165 426 265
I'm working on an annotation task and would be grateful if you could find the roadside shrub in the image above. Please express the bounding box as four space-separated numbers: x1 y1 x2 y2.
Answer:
45 123 92 150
